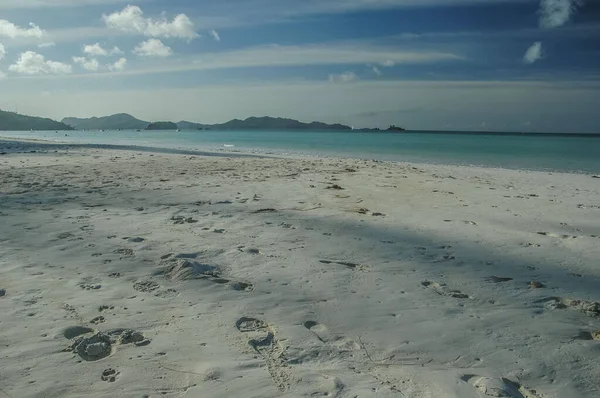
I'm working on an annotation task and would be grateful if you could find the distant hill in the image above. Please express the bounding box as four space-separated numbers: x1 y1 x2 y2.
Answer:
208 116 352 131
60 114 405 132
146 121 178 130
356 125 407 132
177 121 206 130
62 113 149 130
0 109 73 131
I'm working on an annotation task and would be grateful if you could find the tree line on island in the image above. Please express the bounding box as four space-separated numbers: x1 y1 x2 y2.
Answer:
0 110 406 132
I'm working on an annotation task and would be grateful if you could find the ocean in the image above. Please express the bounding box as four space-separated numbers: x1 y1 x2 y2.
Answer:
1 129 599 174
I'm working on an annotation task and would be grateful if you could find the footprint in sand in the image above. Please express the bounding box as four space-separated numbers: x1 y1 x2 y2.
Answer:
107 329 152 346
57 232 74 240
235 317 291 392
485 276 513 283
133 280 160 293
79 281 102 290
91 316 106 325
62 304 81 320
63 326 94 340
422 281 470 299
101 368 120 383
542 297 600 317
113 248 134 256
126 237 145 243
69 332 113 361
462 375 544 398
537 232 577 239
154 288 179 298
303 321 360 351
172 216 198 225
160 257 254 291
319 260 371 272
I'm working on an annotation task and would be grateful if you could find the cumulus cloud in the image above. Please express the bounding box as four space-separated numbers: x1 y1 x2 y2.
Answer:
9 51 72 74
539 0 583 28
0 71 5 80
0 43 5 60
38 42 56 48
73 56 100 71
83 43 123 57
103 5 199 40
0 19 44 38
524 41 543 64
109 57 127 71
133 39 173 57
83 43 108 56
380 60 395 67
209 29 220 41
329 71 359 83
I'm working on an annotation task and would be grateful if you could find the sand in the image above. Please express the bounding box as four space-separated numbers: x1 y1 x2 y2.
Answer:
1 139 599 398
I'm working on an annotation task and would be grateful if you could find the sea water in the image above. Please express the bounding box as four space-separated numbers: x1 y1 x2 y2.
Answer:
1 129 599 174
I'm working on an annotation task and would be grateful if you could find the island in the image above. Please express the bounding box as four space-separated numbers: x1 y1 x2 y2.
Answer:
62 113 148 130
1 109 73 131
207 116 352 131
60 114 391 132
59 112 410 132
176 121 206 130
146 121 178 130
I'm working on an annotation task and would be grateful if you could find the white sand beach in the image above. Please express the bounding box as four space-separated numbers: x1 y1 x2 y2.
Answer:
1 139 599 398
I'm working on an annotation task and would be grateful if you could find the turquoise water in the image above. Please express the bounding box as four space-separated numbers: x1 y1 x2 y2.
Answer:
1 129 600 174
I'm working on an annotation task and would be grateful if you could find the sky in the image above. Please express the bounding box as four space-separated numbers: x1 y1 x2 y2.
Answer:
0 0 599 132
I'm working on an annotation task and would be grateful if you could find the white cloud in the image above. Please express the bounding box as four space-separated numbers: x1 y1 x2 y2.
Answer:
103 5 199 40
83 43 108 56
524 41 543 64
372 65 382 75
38 42 56 48
185 44 460 72
83 43 124 57
37 43 460 77
539 0 583 28
109 57 127 71
209 29 221 41
0 71 5 80
329 71 358 83
73 56 100 71
0 20 44 38
133 39 172 57
9 51 72 74
380 60 396 67
0 43 5 60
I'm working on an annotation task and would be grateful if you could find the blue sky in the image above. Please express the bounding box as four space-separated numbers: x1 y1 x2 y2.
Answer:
0 0 599 132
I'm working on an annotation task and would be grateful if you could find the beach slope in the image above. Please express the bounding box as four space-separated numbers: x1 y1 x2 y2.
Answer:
1 140 599 397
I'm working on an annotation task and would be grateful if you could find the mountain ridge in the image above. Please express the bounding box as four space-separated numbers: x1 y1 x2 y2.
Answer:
62 114 149 130
60 114 401 131
0 109 73 131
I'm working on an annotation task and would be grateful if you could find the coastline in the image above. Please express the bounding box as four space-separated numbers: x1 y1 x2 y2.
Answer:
2 136 599 177
1 140 600 397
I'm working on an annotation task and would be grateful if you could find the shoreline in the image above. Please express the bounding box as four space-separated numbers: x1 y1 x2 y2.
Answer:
1 140 600 397
2 137 599 178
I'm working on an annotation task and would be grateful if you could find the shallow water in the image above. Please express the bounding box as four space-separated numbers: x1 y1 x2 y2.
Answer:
2 129 599 174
